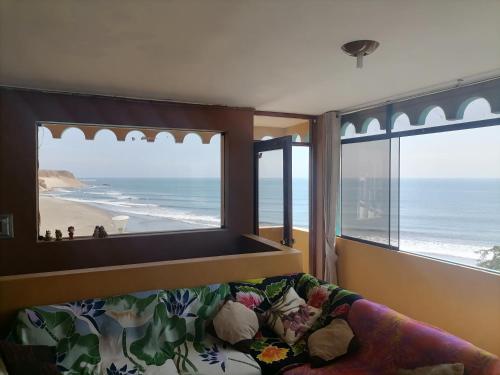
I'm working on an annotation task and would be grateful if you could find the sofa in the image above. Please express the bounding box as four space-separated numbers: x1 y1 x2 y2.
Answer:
3 273 499 375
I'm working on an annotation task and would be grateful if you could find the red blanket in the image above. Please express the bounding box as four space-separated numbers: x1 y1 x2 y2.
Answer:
285 299 499 375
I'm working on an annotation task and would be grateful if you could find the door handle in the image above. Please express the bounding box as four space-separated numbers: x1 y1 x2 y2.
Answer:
280 238 295 246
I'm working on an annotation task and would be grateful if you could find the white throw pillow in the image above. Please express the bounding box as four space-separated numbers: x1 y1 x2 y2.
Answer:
213 300 259 345
308 319 356 366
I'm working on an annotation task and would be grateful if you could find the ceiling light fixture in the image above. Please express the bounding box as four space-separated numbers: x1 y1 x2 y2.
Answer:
341 40 380 69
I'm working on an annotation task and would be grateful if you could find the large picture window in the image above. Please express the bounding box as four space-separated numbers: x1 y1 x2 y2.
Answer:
399 126 500 267
37 123 223 239
341 98 500 273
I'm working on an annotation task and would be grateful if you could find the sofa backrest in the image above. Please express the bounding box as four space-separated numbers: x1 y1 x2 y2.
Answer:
228 273 362 330
347 299 500 375
11 284 229 373
9 273 362 374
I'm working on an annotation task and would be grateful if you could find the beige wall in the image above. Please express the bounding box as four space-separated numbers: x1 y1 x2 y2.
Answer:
336 237 500 356
253 122 310 141
0 237 303 334
293 228 309 273
259 227 309 273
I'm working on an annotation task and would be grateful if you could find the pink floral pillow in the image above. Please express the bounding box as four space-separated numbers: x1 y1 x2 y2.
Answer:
235 291 264 310
266 287 321 345
307 285 332 309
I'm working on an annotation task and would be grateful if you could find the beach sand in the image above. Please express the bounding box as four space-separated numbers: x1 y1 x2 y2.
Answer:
39 196 118 237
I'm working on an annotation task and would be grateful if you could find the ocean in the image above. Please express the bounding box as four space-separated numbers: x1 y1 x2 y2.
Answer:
41 177 309 233
42 177 500 265
342 178 500 265
399 178 500 264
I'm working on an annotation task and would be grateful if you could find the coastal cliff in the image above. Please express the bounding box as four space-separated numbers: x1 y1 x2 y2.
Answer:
38 170 85 191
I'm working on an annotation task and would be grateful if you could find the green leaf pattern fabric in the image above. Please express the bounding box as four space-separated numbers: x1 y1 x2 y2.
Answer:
10 274 361 375
12 285 259 375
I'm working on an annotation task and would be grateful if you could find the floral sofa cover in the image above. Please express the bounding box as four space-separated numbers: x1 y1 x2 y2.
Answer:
8 273 500 375
10 283 259 375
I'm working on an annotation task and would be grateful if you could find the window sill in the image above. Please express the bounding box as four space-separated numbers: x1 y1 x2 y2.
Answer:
337 235 500 276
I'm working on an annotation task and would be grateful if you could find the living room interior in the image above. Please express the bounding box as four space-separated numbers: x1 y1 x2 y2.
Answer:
0 1 499 374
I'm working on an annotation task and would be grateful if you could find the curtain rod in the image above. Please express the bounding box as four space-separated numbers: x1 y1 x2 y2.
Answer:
338 71 500 115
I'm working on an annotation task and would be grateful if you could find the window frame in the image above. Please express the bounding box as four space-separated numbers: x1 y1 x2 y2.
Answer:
36 121 226 240
341 117 500 145
340 106 500 272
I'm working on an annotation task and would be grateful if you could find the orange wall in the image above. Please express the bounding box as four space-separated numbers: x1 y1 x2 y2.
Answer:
292 228 310 273
336 237 500 356
259 227 309 273
0 236 303 334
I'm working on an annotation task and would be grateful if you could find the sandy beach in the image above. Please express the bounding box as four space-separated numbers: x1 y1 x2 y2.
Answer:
35 171 222 238
39 195 118 237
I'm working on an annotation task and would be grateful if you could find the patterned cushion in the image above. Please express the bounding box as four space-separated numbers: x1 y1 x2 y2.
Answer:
294 273 362 331
246 327 308 375
231 274 363 375
266 288 321 345
229 274 299 313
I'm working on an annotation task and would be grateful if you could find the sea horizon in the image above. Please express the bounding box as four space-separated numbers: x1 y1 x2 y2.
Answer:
41 176 500 268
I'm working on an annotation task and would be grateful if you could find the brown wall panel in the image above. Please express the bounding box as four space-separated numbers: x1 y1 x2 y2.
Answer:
0 88 255 275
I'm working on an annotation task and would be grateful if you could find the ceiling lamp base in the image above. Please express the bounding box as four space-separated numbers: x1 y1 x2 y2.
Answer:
342 40 380 69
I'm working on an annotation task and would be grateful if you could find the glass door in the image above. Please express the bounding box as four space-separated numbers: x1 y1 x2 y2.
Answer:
254 136 293 246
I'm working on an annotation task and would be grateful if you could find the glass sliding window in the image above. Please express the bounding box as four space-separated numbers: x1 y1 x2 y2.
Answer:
390 138 400 248
37 124 222 239
399 125 500 272
340 93 500 273
258 149 285 239
292 145 309 230
341 140 391 245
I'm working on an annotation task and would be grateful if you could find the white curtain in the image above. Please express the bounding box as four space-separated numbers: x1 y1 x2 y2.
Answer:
322 111 341 283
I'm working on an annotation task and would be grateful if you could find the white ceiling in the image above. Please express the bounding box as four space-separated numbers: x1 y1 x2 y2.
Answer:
1 0 499 115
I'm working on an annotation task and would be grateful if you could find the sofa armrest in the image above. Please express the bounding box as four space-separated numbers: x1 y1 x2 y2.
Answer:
348 299 499 375
293 273 362 331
